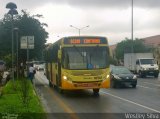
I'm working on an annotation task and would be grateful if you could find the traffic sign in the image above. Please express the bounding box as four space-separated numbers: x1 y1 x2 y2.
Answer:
20 36 34 49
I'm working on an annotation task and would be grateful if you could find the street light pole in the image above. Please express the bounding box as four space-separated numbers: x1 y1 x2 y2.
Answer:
78 29 80 36
70 25 89 36
14 28 19 79
131 0 134 71
131 0 134 54
6 2 18 81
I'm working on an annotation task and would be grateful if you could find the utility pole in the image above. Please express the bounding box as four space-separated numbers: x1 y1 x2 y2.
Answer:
6 2 18 81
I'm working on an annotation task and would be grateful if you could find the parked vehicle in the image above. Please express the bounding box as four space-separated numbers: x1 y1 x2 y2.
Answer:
124 53 159 78
110 66 137 88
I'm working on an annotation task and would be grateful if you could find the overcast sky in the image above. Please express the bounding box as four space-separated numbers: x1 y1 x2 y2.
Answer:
1 0 160 45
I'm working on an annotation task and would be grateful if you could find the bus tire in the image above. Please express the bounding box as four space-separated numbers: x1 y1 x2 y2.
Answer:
58 87 64 94
93 89 99 96
49 80 53 87
56 75 60 88
56 75 63 93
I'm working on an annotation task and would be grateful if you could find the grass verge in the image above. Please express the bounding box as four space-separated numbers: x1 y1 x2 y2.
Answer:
0 79 46 119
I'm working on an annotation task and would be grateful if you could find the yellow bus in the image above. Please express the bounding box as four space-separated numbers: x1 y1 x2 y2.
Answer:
45 36 110 95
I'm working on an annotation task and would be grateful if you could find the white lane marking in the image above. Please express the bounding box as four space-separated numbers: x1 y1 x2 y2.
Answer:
137 85 156 90
101 91 160 113
141 82 160 87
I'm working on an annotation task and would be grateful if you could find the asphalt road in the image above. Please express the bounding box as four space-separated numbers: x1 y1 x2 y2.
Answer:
34 71 160 119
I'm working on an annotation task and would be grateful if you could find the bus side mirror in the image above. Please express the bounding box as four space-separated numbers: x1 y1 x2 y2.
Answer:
58 50 61 60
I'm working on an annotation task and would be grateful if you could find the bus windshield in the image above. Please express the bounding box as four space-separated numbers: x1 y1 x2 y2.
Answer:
62 46 108 70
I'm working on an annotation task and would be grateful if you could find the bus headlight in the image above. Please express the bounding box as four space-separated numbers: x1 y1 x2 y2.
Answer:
63 75 67 80
106 74 110 79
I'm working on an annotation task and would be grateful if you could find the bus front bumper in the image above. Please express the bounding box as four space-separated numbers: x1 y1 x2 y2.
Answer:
61 79 110 90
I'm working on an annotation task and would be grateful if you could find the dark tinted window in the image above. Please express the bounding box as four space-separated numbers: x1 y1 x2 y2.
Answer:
112 67 131 74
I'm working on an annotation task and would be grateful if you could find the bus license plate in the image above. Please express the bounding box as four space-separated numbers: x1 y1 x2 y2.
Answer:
77 83 97 87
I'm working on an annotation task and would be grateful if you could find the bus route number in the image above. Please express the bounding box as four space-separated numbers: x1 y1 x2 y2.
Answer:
69 39 100 44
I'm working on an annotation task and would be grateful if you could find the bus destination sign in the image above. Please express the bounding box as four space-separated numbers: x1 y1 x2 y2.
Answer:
64 38 107 44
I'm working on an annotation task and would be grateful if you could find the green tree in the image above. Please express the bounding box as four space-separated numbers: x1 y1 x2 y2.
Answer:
0 10 48 66
109 56 118 65
115 38 151 61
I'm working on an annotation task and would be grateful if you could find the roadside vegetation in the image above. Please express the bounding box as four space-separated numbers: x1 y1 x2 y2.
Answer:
0 10 48 68
109 38 152 65
0 78 46 119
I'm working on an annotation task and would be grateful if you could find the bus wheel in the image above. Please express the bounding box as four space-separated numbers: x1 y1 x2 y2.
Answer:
49 81 53 87
93 89 99 96
58 88 64 94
